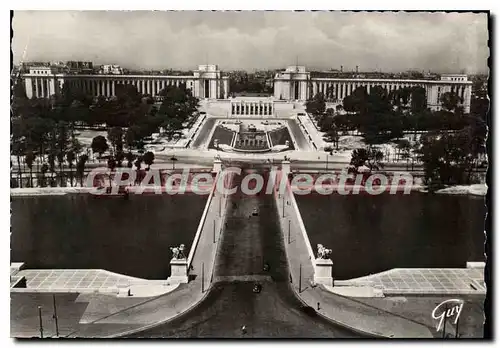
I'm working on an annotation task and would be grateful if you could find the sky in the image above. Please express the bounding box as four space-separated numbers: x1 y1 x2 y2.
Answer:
12 11 489 73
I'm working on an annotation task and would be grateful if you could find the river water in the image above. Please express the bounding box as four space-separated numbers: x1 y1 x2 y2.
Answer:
296 192 486 280
11 192 486 281
11 194 207 279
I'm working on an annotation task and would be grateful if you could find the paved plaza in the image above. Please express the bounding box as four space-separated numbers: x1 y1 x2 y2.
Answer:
11 269 178 297
335 267 486 295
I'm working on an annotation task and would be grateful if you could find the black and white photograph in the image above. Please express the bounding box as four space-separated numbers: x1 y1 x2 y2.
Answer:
9 9 490 339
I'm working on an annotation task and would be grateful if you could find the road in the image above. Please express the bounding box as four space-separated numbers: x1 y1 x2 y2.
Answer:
286 119 311 151
129 169 360 338
190 118 217 149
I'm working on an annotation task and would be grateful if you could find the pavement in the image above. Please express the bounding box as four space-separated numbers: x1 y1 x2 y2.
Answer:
11 269 179 297
334 267 486 296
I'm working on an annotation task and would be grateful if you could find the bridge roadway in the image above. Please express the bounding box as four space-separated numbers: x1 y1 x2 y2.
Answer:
129 169 360 338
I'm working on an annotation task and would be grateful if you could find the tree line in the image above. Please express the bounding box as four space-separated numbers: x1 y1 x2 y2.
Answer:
11 80 199 188
306 84 488 190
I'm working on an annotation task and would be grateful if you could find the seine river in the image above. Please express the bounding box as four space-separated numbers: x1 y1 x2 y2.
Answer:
11 194 207 279
296 192 486 280
11 192 486 280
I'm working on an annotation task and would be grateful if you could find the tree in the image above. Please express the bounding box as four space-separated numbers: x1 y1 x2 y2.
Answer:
162 118 183 141
76 154 89 187
66 150 76 187
125 151 134 168
40 163 49 188
115 150 125 167
350 147 384 173
25 151 35 187
134 156 143 184
157 84 199 132
440 92 462 112
397 139 412 169
305 93 326 119
324 127 340 150
410 86 427 114
11 122 25 188
418 130 480 190
125 125 140 151
143 151 155 171
107 157 116 187
107 126 123 155
91 135 109 158
47 153 56 186
56 151 66 187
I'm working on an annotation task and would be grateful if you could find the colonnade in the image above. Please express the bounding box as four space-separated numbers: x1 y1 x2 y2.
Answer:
28 77 55 98
24 75 230 100
305 79 471 112
231 101 273 116
65 77 188 98
310 80 467 103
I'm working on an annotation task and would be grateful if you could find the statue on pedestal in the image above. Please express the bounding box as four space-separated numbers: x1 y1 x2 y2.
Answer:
316 244 332 260
170 244 187 260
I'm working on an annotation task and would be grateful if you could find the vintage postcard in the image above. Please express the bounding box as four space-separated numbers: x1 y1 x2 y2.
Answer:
10 10 489 339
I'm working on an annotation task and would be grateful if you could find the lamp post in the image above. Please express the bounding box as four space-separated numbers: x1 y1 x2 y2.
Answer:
219 193 222 217
299 263 302 293
288 219 291 244
171 155 177 170
201 262 205 293
282 194 285 218
442 303 448 338
38 306 44 338
52 295 59 337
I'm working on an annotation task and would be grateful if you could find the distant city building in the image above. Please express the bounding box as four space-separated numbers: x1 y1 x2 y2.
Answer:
99 64 124 75
66 61 94 74
440 74 468 82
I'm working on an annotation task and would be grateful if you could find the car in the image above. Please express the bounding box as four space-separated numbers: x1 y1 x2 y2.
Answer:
252 283 262 293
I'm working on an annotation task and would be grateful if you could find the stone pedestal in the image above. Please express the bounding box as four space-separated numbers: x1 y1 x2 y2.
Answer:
281 160 291 176
212 159 222 174
314 258 333 287
168 258 189 284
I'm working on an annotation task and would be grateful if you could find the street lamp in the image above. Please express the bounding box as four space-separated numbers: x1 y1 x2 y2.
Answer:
38 306 44 338
170 155 177 170
52 294 59 337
